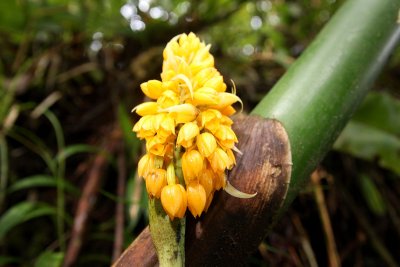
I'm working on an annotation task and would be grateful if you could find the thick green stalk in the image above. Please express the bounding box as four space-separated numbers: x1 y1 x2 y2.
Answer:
252 0 400 208
148 199 185 266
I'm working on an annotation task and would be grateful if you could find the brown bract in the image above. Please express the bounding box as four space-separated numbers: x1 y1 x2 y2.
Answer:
113 114 292 266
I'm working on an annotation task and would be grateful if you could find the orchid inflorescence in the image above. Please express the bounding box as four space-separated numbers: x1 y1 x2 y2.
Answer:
133 32 253 220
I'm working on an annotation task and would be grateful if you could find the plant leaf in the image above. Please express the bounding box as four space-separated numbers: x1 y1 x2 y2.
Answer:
358 174 386 216
34 251 64 267
352 91 400 136
334 121 400 175
8 175 79 195
0 202 57 240
56 144 100 162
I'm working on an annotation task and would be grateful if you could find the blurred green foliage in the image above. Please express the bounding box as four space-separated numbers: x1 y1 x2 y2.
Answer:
0 0 399 266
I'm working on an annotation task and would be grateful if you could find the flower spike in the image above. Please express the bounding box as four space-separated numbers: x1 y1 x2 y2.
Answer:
133 32 252 220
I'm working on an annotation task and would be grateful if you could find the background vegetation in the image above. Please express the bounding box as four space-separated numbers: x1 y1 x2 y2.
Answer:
1 0 399 266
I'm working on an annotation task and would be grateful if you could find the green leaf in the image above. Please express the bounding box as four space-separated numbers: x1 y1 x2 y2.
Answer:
56 144 100 162
334 121 400 175
0 202 57 240
352 91 400 136
358 175 387 216
8 175 79 195
34 251 64 267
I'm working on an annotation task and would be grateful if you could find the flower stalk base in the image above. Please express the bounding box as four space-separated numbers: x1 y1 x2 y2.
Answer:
149 198 185 267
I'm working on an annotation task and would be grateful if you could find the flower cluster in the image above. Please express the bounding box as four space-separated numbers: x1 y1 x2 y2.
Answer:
133 33 243 220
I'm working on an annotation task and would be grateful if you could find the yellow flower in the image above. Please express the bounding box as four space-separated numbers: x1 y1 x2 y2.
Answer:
177 122 199 148
181 149 203 183
214 125 238 149
196 132 217 157
140 80 164 99
132 102 159 116
138 153 154 178
198 167 214 197
161 184 187 220
186 182 206 218
132 32 249 220
209 147 233 172
146 169 167 198
193 87 219 106
161 104 198 124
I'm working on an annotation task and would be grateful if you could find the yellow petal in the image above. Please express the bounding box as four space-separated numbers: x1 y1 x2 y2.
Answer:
203 75 226 92
198 167 214 197
209 147 232 173
140 80 164 99
211 92 242 110
161 104 198 124
145 168 167 198
161 184 187 220
214 125 238 149
177 122 199 148
220 105 236 116
138 153 154 178
197 132 217 157
193 67 218 88
192 87 219 106
157 90 180 108
187 182 206 218
132 102 159 116
146 135 167 156
182 149 204 183
198 109 221 133
133 115 156 139
213 171 227 190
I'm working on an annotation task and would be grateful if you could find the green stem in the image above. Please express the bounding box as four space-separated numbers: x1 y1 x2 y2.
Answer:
148 148 185 266
44 111 66 251
252 0 400 210
148 199 185 267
